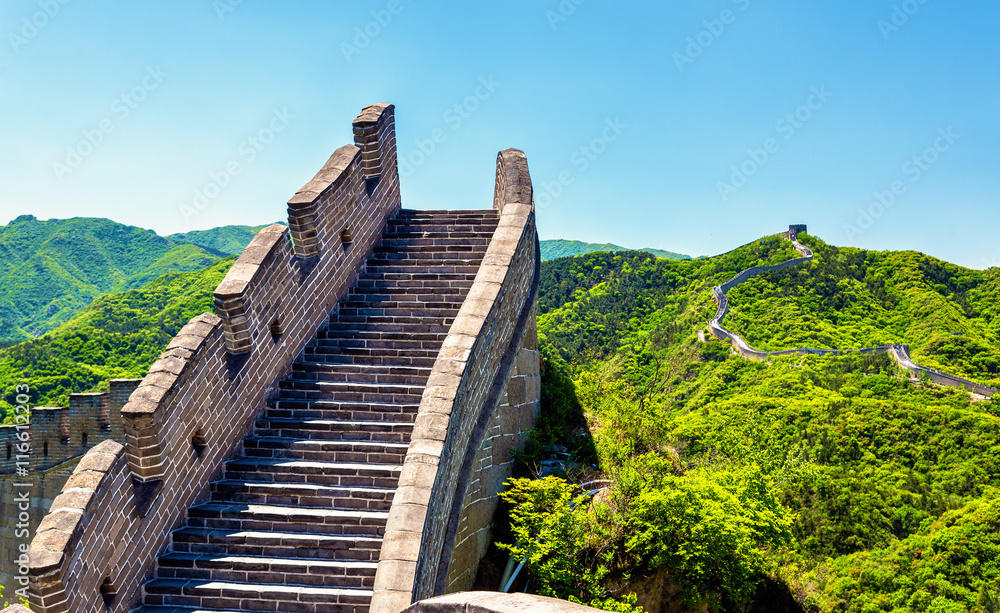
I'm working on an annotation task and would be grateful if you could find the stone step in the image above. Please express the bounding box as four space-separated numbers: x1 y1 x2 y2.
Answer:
223 458 401 488
386 217 497 226
329 313 457 328
362 262 483 274
315 328 449 342
395 208 497 216
291 362 433 376
210 479 395 511
356 271 479 283
337 298 465 311
371 246 489 259
265 401 419 423
335 306 460 320
275 388 422 407
310 337 445 352
348 285 467 298
353 280 475 294
142 578 371 612
300 349 440 366
169 527 383 561
242 437 409 463
325 321 453 335
364 257 483 268
156 552 378 588
299 352 438 369
186 502 389 536
253 417 413 443
384 215 494 223
288 363 432 386
377 236 492 247
278 378 424 397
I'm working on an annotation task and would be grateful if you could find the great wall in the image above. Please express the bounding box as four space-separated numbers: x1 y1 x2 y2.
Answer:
709 225 998 398
0 380 141 593
0 103 591 613
3 110 994 613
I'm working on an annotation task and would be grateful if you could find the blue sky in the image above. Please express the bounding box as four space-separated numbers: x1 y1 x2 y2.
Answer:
1 1 997 268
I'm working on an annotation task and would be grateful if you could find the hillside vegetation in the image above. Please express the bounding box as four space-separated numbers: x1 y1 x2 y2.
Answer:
2 220 997 611
505 236 1000 612
541 239 691 262
0 258 234 419
725 234 1000 388
168 223 278 256
0 215 225 342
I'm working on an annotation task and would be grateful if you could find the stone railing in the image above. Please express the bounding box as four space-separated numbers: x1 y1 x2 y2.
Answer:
26 103 402 613
402 592 600 613
709 236 997 397
370 149 542 613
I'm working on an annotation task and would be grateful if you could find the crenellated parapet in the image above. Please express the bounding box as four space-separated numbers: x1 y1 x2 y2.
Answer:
27 103 402 613
370 149 541 613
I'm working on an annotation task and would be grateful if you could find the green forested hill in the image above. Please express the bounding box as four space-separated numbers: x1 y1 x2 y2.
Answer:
724 234 1000 388
540 239 691 262
0 258 234 419
510 235 1000 612
0 215 225 342
168 223 278 256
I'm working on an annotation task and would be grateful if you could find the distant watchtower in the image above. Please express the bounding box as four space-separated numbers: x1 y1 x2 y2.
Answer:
788 224 808 241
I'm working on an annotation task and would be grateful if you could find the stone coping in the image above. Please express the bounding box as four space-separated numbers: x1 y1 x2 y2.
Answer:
27 440 124 574
213 224 290 298
287 144 361 208
119 313 221 418
403 592 600 613
354 102 392 126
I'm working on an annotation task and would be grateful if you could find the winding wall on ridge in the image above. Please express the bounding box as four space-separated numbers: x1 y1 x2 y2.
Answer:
709 230 997 398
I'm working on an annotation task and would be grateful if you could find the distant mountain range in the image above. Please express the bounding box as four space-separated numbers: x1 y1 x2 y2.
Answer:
539 239 690 261
0 216 689 344
0 215 277 343
168 224 278 256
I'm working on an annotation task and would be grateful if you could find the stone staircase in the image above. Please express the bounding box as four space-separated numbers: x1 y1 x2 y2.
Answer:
132 208 499 613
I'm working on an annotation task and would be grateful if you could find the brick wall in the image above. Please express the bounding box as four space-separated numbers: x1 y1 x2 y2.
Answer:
26 103 402 613
370 149 541 613
0 380 139 593
442 316 540 594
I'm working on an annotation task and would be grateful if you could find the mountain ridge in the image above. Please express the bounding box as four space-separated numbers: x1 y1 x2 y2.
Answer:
540 238 691 261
